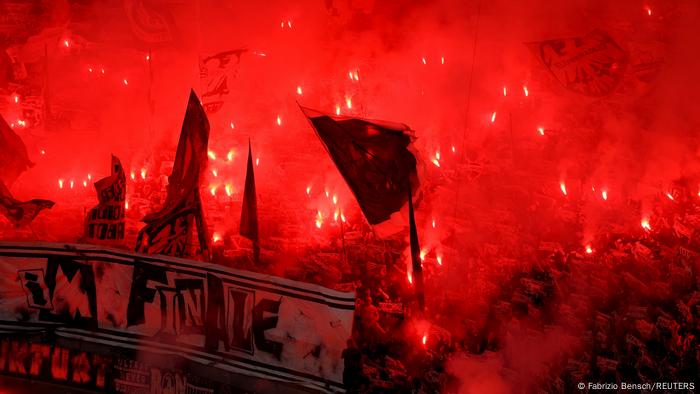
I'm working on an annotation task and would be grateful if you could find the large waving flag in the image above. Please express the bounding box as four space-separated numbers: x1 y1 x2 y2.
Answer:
301 106 424 310
299 106 419 225
136 90 211 259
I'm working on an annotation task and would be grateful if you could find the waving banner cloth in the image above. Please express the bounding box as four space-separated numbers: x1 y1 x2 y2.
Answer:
0 181 53 227
136 90 210 259
527 30 628 97
0 242 354 393
199 49 246 114
299 106 419 225
85 156 126 245
0 114 33 186
240 140 260 263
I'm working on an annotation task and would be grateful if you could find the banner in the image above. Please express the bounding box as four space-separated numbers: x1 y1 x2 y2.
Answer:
199 49 246 113
527 30 628 97
0 242 355 393
85 155 126 244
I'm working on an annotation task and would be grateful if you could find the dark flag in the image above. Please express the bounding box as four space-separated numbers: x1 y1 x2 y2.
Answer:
301 105 424 310
240 140 260 263
0 181 54 227
526 30 628 97
299 106 419 225
199 49 246 114
136 90 211 259
407 184 425 311
85 155 126 245
0 114 34 186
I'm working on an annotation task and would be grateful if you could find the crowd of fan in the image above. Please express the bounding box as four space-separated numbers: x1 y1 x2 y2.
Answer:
338 187 699 393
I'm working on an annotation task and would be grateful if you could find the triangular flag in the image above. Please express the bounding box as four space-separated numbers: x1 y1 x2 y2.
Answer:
240 140 260 263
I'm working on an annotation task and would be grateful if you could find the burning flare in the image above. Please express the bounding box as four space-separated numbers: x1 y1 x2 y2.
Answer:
560 182 567 196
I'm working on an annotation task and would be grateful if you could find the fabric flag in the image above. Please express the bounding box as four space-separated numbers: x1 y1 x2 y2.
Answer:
526 30 628 97
123 0 177 45
299 106 419 225
0 180 54 227
85 155 126 245
407 184 425 311
136 90 211 259
239 140 260 263
199 49 246 114
0 114 34 186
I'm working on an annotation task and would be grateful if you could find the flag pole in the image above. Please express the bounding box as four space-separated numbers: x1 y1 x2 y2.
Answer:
408 183 425 312
339 216 348 267
194 187 211 261
43 44 51 124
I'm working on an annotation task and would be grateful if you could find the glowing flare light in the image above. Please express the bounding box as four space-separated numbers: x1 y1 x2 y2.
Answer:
560 182 567 196
641 218 651 231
